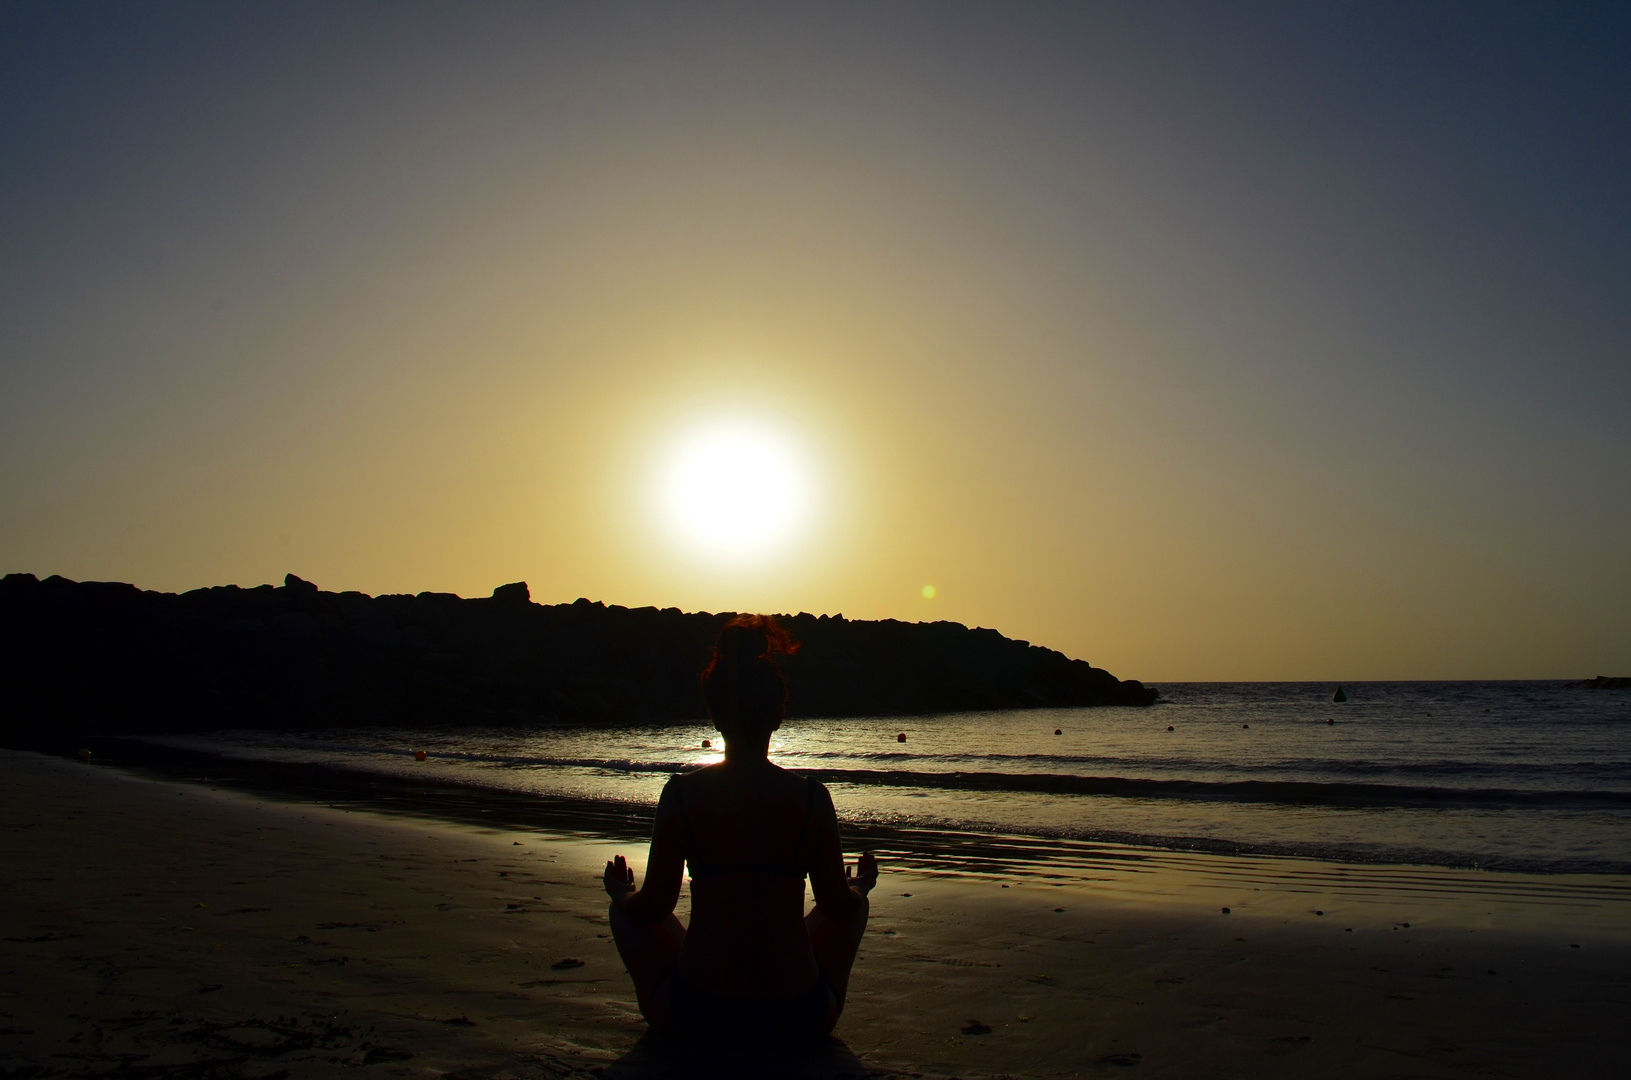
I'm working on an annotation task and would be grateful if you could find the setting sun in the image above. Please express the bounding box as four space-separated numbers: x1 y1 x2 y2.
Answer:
654 418 816 565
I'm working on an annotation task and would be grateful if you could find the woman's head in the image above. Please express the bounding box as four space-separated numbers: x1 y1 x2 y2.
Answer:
700 615 798 740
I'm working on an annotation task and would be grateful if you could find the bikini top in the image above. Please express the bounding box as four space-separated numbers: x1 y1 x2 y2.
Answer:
673 775 818 881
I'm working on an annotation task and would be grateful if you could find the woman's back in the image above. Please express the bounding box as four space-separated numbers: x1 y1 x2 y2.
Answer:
603 614 875 1038
671 763 822 998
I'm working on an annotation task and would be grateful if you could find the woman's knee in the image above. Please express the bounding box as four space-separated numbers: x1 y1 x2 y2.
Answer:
607 901 628 941
842 895 870 943
814 893 869 927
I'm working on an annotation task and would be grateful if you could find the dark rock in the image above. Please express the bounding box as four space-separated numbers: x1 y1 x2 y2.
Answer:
283 573 319 594
0 574 1159 741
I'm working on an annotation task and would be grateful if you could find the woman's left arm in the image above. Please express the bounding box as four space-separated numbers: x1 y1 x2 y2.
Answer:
604 777 686 922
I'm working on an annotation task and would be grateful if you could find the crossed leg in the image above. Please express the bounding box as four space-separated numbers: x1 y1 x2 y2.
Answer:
606 902 685 1032
805 891 870 1030
609 882 872 1036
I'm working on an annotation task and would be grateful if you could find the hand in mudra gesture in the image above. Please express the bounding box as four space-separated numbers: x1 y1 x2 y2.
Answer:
847 851 879 896
604 854 636 901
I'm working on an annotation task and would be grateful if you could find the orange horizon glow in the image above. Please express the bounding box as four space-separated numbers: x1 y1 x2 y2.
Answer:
2 7 1627 683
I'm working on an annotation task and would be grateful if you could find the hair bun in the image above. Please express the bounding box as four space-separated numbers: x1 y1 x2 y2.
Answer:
700 616 798 735
717 616 798 661
718 624 769 663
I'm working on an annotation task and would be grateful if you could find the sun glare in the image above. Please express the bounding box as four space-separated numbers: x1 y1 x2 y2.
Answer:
656 418 815 563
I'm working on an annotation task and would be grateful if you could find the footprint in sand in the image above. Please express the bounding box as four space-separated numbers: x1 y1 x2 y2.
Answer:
1097 1052 1142 1066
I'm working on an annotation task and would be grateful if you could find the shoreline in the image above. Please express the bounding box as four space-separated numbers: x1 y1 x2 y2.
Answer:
63 733 1631 880
5 751 1630 1077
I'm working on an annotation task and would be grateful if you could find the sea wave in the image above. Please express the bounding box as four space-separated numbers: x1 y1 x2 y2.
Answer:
784 749 1631 782
801 768 1631 808
384 750 1631 808
113 734 1631 874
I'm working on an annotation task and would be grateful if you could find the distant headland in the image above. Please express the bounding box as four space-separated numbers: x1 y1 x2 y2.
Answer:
0 573 1158 741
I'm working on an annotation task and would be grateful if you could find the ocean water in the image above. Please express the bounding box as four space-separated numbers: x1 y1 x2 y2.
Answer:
153 681 1631 876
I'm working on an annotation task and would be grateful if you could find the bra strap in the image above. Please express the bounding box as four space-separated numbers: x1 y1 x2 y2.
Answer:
791 777 817 863
672 777 701 861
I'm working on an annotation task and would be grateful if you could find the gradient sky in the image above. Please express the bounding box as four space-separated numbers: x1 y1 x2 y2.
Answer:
3 3 1628 681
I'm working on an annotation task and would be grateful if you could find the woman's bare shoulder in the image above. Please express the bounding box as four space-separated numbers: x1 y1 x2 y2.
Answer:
668 763 728 796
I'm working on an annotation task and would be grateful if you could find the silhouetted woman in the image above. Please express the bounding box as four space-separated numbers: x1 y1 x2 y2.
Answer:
604 616 878 1038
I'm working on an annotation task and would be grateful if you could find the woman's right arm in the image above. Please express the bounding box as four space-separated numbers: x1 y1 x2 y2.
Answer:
605 777 686 922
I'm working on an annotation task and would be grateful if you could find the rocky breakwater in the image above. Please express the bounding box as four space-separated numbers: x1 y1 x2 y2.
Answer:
0 573 1158 740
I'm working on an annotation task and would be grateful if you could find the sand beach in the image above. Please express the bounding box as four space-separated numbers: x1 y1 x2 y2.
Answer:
4 752 1629 1078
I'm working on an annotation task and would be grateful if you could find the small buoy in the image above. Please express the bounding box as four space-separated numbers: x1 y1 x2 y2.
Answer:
1326 718 1334 725
1332 685 1347 703
701 738 711 749
897 732 906 742
1242 723 1249 729
1166 725 1174 732
1054 728 1062 736
414 750 427 762
1221 907 1231 915
1314 910 1324 916
77 749 92 763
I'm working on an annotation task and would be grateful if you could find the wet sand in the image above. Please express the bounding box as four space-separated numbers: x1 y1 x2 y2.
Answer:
4 751 1629 1078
